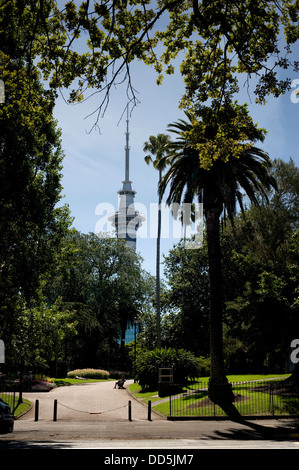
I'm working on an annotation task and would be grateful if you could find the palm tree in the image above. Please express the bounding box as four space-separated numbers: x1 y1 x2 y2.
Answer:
143 134 171 348
159 110 277 409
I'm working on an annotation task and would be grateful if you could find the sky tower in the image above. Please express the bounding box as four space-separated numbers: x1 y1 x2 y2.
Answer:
109 109 144 250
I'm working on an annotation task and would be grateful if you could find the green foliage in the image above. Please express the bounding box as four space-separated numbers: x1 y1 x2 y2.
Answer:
0 71 71 303
44 230 151 372
185 103 267 171
1 1 298 129
197 356 211 377
143 134 171 172
109 370 130 380
53 378 105 385
0 1 72 369
162 239 210 357
162 158 299 374
135 347 200 391
6 294 77 374
160 107 276 213
222 159 299 372
67 368 110 380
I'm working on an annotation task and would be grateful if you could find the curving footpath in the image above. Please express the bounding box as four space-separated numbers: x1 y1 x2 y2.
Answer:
19 379 163 422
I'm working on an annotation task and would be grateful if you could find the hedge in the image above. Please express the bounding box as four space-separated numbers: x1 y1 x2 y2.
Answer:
67 368 110 380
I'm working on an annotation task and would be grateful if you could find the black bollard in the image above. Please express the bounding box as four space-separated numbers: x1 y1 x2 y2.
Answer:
148 400 152 421
128 400 132 421
53 399 57 421
34 399 39 422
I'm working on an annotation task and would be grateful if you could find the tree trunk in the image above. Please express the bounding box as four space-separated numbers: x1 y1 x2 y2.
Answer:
205 200 234 407
120 317 127 368
156 169 162 348
18 356 24 405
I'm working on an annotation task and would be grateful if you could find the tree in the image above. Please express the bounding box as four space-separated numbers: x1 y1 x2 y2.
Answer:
161 159 299 376
143 133 171 348
1 2 298 129
9 295 77 378
0 72 70 303
0 11 72 370
162 239 210 357
44 230 150 370
159 104 277 409
222 159 299 376
132 271 158 351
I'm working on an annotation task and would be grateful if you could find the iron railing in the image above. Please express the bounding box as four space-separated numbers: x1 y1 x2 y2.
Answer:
169 380 299 418
0 378 20 416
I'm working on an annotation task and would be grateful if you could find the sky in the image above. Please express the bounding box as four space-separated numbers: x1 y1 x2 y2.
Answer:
53 43 299 279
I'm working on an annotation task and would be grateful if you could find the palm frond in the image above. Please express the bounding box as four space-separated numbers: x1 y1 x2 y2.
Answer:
160 111 277 221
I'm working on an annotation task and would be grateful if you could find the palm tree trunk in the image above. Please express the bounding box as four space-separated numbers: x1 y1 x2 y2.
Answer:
284 362 299 386
156 169 162 349
205 199 234 406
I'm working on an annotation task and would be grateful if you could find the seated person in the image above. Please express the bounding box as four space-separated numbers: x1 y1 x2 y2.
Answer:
114 375 126 389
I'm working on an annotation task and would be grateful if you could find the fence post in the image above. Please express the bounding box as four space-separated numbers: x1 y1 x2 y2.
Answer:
148 400 152 421
34 399 39 422
128 400 132 421
13 391 16 417
53 399 57 421
269 383 274 415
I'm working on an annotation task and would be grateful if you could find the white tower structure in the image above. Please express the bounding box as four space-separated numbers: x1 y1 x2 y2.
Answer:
109 110 144 250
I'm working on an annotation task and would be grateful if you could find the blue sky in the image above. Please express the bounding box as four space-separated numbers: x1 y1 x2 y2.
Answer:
54 47 299 278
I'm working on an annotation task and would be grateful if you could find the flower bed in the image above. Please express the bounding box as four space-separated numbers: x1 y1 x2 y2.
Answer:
31 380 57 392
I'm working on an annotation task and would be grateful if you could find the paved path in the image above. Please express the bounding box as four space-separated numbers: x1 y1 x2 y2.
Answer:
18 380 163 422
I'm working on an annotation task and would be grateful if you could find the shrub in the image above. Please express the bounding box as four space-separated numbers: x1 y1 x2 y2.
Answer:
67 368 110 380
197 356 211 376
109 370 130 380
135 347 200 390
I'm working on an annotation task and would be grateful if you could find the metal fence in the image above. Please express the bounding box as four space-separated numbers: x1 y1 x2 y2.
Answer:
0 378 20 416
169 380 299 418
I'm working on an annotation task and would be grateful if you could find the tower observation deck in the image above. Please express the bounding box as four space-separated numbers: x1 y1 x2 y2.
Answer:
109 111 144 250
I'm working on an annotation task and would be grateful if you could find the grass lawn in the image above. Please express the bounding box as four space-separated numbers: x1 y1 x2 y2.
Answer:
186 373 290 387
0 393 31 418
53 378 115 386
13 399 32 417
129 374 293 418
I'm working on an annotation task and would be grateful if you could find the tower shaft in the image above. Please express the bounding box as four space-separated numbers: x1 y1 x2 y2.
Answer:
109 111 144 250
125 110 130 182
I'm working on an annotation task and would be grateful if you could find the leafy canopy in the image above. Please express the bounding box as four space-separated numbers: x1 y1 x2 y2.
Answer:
2 1 297 171
1 1 298 116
